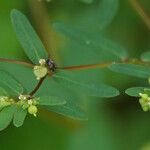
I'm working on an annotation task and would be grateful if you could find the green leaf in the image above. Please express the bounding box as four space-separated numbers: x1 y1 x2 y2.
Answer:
96 0 119 30
125 87 147 97
11 9 48 64
46 100 88 120
80 0 94 4
13 107 27 127
37 96 66 106
78 0 119 31
53 22 128 60
0 70 23 95
53 70 120 98
109 63 150 78
0 87 8 96
0 105 16 131
141 51 150 62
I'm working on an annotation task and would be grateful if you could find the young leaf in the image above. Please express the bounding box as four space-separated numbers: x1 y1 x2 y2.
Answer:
0 70 23 95
109 63 150 78
141 51 150 62
46 100 88 120
11 9 48 64
125 87 147 97
53 22 128 60
37 96 66 106
0 105 16 131
52 70 120 98
13 107 27 127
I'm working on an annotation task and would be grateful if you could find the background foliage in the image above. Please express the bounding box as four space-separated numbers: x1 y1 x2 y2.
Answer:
0 0 150 150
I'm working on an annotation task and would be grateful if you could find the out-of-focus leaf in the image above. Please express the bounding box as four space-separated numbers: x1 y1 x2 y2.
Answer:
0 70 23 95
46 100 88 120
37 96 66 106
52 70 120 98
109 63 150 78
141 51 150 62
80 0 94 4
13 107 27 127
0 105 16 131
11 9 48 64
0 87 8 96
77 0 119 32
125 87 148 97
97 0 119 30
53 22 128 60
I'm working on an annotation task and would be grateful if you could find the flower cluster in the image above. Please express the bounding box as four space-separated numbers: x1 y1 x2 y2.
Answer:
18 95 39 117
139 92 150 111
0 94 39 117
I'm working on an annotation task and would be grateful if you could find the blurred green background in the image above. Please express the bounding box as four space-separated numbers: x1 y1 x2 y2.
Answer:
0 0 150 150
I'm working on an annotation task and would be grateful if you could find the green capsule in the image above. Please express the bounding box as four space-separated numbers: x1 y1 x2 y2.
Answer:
28 105 38 117
33 65 48 80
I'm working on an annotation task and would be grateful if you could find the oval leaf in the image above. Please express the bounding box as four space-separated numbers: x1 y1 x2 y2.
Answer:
46 100 88 120
125 87 148 97
0 70 23 95
52 70 119 98
13 107 27 127
0 105 16 131
141 51 150 62
11 9 48 64
37 96 66 106
109 63 150 78
53 22 128 60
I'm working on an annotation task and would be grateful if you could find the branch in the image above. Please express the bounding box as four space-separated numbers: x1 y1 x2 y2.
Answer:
0 58 33 67
29 76 47 97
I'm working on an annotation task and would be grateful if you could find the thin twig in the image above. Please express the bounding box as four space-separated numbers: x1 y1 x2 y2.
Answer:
59 62 112 71
0 58 34 67
130 0 150 30
29 76 46 97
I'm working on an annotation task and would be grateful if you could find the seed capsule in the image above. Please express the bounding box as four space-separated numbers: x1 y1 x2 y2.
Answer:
33 65 48 80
